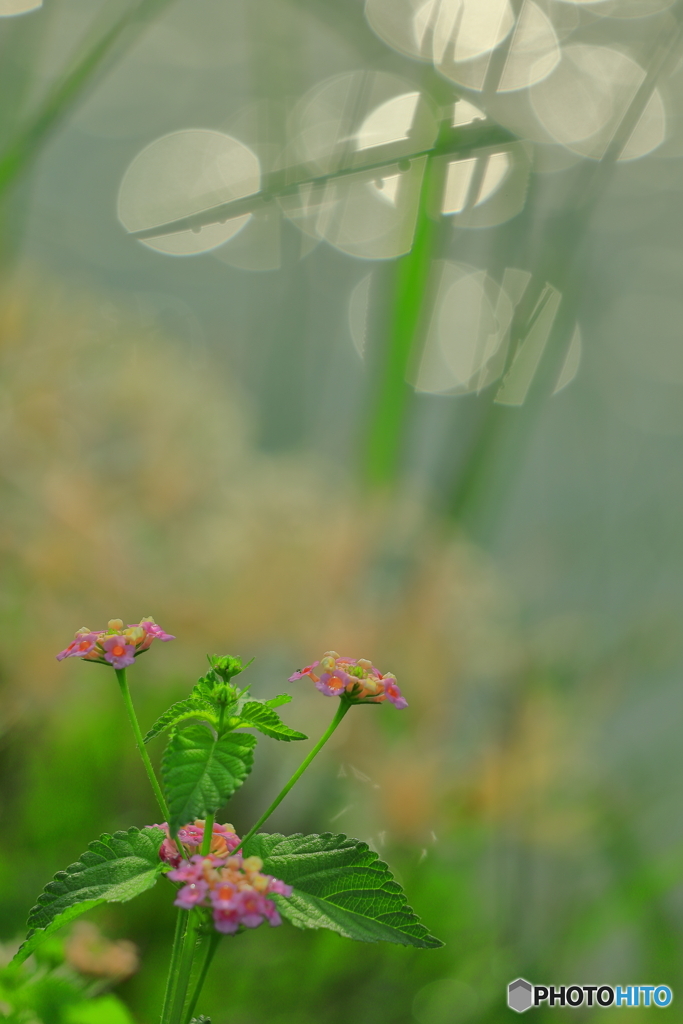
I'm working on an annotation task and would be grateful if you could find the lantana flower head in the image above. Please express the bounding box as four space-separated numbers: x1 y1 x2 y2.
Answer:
153 819 241 868
56 617 175 666
289 652 408 708
163 842 292 934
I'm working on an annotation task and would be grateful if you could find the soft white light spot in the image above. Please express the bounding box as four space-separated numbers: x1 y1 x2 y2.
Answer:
496 1 560 92
554 0 672 12
288 71 437 175
529 45 666 160
355 92 421 150
118 130 260 256
281 157 427 260
554 326 582 393
413 0 515 63
495 284 561 405
620 88 667 162
439 144 530 228
409 262 515 394
474 151 510 206
453 99 486 127
442 158 477 214
371 173 402 206
0 0 41 14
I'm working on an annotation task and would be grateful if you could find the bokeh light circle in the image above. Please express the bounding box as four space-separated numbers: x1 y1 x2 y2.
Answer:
435 1 560 93
278 72 437 260
0 0 41 15
365 0 514 64
118 130 261 256
529 45 666 160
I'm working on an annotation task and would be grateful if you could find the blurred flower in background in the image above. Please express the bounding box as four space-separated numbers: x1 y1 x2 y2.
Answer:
64 923 139 981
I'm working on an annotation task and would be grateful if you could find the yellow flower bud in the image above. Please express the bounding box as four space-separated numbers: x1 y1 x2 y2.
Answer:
107 619 124 631
242 856 263 874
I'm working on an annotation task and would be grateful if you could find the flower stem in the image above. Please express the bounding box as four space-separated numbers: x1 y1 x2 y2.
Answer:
167 909 201 1024
234 698 351 853
160 909 187 1024
199 813 215 856
115 668 169 820
183 931 221 1024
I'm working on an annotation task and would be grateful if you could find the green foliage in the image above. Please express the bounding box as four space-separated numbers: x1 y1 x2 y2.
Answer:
66 995 135 1024
162 725 256 835
260 694 292 709
234 701 307 742
207 655 249 681
244 833 443 949
193 671 241 710
1 938 135 1024
13 828 165 965
143 697 218 744
146 660 302 746
149 660 304 831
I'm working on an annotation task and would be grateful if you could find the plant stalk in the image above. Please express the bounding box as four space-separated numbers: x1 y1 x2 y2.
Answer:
234 697 352 853
199 813 215 857
166 910 201 1024
183 931 222 1024
115 668 169 819
160 909 188 1024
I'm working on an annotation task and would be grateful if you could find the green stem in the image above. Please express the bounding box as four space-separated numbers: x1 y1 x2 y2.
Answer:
167 910 201 1024
183 931 222 1024
200 813 215 857
361 146 446 487
160 909 187 1024
115 668 169 820
234 698 352 854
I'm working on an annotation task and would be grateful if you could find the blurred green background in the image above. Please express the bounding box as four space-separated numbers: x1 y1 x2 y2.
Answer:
2 0 683 1021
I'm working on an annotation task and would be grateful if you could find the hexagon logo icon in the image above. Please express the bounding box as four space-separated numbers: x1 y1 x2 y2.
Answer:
508 978 533 1013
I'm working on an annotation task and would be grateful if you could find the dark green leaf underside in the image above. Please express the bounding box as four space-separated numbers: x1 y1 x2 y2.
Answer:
14 827 165 964
244 832 443 949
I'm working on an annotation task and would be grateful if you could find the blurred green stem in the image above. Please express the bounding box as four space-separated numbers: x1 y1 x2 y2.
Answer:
115 668 169 819
160 910 188 1024
0 0 177 201
234 697 352 853
183 931 222 1024
167 909 201 1024
199 813 215 856
361 138 448 486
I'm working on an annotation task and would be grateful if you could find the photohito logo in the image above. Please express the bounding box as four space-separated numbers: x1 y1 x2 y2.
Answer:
507 979 673 1012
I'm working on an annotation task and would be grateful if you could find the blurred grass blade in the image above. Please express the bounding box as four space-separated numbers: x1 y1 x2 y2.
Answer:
360 154 443 486
0 0 177 197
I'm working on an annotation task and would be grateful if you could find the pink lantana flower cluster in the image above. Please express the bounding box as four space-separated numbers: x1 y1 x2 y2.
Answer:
56 617 175 669
166 849 292 934
289 651 408 708
154 819 241 868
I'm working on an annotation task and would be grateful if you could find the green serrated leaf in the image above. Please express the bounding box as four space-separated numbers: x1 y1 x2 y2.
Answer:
143 697 218 744
236 701 307 742
244 833 443 949
192 672 240 710
163 725 256 835
13 828 165 965
263 694 292 709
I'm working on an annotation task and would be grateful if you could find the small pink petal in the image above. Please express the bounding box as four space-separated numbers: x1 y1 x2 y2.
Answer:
288 661 320 682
